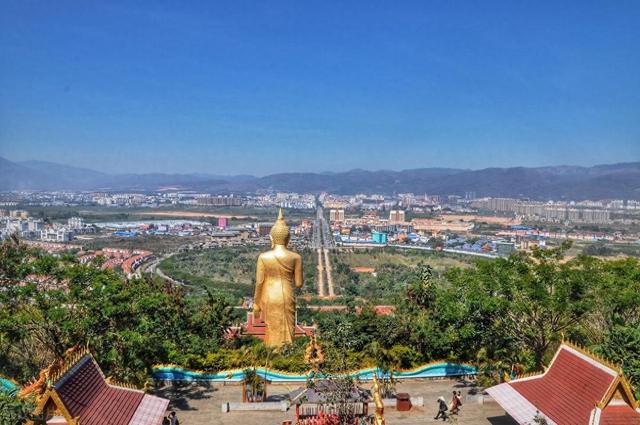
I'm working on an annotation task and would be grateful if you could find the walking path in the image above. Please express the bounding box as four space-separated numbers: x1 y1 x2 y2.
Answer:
154 380 516 425
323 248 335 297
316 248 325 297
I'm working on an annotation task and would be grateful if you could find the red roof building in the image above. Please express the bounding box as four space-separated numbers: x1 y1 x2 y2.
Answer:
487 341 640 424
26 350 169 425
225 311 315 340
122 251 153 276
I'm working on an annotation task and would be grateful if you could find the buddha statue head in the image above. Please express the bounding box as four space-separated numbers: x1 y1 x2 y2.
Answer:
270 208 290 247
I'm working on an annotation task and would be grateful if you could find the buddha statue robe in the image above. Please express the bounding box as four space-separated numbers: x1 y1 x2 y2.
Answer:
253 210 303 347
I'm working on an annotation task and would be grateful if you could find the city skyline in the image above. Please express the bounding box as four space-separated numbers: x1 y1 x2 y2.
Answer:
2 1 639 175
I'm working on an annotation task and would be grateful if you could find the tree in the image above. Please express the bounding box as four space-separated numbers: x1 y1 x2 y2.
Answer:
0 239 232 386
445 242 593 368
0 392 33 425
586 256 640 343
406 263 435 309
596 324 640 394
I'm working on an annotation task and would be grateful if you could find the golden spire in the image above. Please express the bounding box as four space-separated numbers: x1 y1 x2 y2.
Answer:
270 208 290 246
372 373 386 425
304 333 325 371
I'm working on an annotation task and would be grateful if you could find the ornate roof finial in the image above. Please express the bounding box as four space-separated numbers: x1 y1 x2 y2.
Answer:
304 333 325 371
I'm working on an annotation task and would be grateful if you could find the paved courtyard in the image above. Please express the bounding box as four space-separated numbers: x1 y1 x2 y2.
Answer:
154 379 517 425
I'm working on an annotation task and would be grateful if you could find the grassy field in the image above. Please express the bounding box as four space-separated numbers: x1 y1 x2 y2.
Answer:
335 246 472 270
158 246 318 303
156 244 478 305
160 246 260 300
565 240 640 258
329 247 476 303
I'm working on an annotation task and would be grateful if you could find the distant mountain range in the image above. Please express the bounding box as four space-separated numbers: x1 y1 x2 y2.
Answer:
1 157 639 200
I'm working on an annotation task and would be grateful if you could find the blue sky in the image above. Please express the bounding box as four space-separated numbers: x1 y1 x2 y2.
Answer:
1 1 639 175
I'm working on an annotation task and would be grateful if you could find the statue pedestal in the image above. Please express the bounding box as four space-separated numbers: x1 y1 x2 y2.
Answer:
224 312 315 341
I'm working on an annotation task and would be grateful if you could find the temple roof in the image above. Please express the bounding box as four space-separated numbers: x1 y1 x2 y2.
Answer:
487 342 640 425
600 404 640 425
29 351 168 425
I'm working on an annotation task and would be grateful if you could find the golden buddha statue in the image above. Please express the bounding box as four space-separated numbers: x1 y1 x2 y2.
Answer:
253 209 303 347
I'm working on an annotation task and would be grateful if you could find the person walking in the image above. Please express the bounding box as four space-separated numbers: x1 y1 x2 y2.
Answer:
434 396 448 421
167 411 179 425
449 390 460 414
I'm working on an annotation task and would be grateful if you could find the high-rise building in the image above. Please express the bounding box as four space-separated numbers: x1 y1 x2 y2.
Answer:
197 195 243 207
68 217 84 229
28 218 43 232
218 217 229 228
10 210 28 219
487 198 517 212
389 210 405 223
567 209 581 222
329 209 345 222
256 223 272 236
580 209 610 224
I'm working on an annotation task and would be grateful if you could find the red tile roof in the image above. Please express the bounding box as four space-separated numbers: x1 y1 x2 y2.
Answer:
52 354 168 425
128 394 170 425
55 356 143 425
600 404 640 425
487 342 640 425
600 405 640 425
510 348 616 424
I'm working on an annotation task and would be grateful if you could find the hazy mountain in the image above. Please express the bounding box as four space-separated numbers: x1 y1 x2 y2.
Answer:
256 168 464 194
1 157 639 200
0 157 51 190
18 160 111 189
253 164 640 199
1 158 233 191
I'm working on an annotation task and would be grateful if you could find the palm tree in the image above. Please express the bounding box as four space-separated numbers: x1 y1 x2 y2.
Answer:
367 342 399 398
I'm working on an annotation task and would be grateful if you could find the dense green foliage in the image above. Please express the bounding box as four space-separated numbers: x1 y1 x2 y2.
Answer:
159 246 317 301
0 239 232 386
1 238 639 397
312 244 640 389
0 392 33 425
160 245 260 299
330 247 470 302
